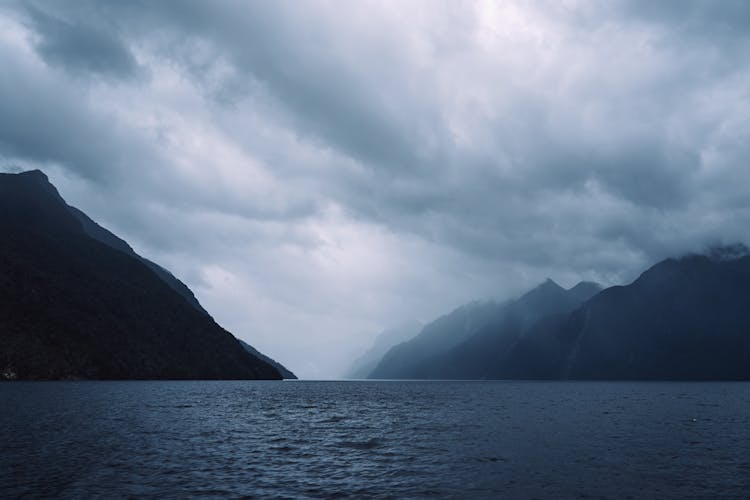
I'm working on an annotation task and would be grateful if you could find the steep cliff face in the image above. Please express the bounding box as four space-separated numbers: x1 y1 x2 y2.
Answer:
0 170 283 380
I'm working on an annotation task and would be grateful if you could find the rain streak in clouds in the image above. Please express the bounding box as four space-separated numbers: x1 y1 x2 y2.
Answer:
1 0 749 378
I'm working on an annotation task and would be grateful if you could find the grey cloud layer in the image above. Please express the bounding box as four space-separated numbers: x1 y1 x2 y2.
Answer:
2 0 749 376
22 2 139 79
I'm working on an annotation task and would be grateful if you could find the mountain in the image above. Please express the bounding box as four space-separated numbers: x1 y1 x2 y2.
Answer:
239 340 297 379
496 248 750 380
368 300 503 379
344 320 423 379
369 247 750 380
0 170 286 380
411 279 601 379
566 280 604 303
68 205 208 315
368 279 601 379
69 196 296 379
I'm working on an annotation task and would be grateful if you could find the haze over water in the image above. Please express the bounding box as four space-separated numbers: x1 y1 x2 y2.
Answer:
3 380 750 498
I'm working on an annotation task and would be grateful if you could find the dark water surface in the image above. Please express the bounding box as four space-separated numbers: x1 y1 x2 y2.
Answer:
2 381 750 498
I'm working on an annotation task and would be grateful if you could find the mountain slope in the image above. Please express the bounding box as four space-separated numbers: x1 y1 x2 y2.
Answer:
68 205 208 315
239 340 297 379
413 279 601 379
371 248 750 381
368 301 503 379
496 249 750 380
0 170 282 380
69 200 296 378
369 279 601 379
344 321 423 379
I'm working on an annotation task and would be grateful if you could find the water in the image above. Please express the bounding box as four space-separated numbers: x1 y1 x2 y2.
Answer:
2 381 750 498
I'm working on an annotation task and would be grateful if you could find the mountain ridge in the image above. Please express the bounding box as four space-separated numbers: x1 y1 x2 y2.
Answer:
369 278 602 379
344 320 423 379
491 251 750 380
0 169 290 380
367 248 750 381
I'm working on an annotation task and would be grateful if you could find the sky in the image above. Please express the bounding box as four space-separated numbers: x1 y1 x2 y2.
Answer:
1 0 749 378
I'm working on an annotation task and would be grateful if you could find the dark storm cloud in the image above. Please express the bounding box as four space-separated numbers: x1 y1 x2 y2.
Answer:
20 2 139 79
619 0 750 39
51 0 432 175
2 0 750 377
0 45 145 182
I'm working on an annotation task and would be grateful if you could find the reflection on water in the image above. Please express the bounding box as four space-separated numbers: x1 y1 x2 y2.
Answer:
2 380 750 498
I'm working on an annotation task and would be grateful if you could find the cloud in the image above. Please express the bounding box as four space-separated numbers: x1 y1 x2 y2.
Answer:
0 36 150 183
1 0 749 377
20 1 139 79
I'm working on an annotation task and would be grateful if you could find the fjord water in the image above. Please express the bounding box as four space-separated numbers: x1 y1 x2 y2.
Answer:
2 381 749 498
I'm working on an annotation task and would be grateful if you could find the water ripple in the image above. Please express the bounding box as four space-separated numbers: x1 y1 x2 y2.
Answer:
2 380 750 498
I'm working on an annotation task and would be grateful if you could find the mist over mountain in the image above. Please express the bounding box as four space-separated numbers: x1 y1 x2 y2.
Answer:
0 170 289 380
368 280 601 379
368 247 750 381
367 301 502 379
498 248 750 380
412 280 603 380
344 320 423 379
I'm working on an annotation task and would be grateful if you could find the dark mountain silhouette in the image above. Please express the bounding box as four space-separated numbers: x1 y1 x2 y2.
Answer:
368 279 601 379
496 248 750 380
69 198 295 379
344 320 423 379
0 170 287 380
68 205 208 315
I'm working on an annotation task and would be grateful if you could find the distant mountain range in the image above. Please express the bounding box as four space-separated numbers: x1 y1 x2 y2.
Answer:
0 170 295 380
369 280 601 379
5 170 750 382
368 246 750 380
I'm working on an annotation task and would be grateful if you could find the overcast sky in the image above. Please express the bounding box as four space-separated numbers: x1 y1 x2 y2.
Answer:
2 1 749 378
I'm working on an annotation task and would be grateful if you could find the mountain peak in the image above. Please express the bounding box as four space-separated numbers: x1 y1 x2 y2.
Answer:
1 169 50 184
1 170 285 380
566 281 603 302
519 278 566 305
18 168 48 179
0 169 80 234
568 280 598 289
537 278 564 291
